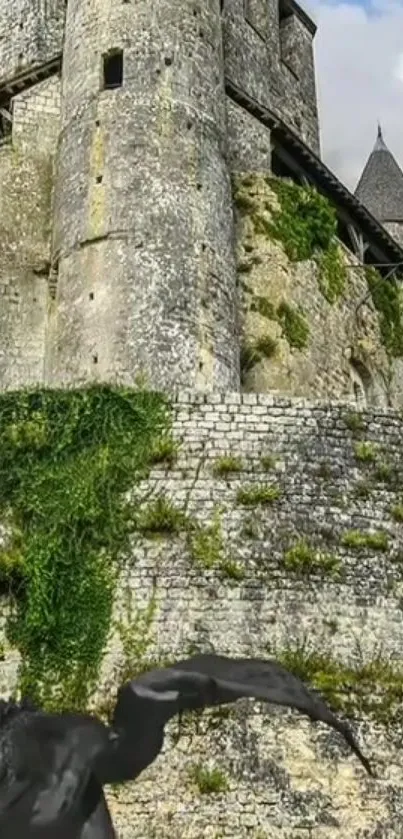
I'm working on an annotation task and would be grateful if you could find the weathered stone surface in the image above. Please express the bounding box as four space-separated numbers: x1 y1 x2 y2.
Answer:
3 391 400 837
98 392 403 837
1 391 403 835
234 175 401 408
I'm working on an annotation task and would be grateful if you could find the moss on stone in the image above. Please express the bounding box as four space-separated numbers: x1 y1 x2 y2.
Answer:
264 177 337 261
315 242 347 304
236 175 346 307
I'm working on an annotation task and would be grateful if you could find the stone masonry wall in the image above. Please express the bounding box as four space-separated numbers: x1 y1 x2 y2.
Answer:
0 0 65 85
233 174 402 409
1 390 403 835
49 0 239 391
223 0 320 153
0 72 60 389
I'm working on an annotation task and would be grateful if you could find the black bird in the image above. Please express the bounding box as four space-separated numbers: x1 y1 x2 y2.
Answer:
0 653 373 838
0 698 116 838
96 653 373 785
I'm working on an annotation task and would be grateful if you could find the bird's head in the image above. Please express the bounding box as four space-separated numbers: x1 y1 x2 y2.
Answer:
0 695 38 728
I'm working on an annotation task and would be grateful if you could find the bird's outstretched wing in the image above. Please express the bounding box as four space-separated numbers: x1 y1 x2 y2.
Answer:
108 654 372 780
0 711 114 836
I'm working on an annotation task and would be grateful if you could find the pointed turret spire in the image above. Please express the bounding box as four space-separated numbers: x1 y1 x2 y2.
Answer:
373 121 387 152
355 124 403 222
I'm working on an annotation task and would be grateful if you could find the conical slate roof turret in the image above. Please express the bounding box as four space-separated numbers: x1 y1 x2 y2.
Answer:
355 124 403 222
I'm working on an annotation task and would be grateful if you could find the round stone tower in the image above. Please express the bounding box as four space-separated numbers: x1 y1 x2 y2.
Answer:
48 0 239 391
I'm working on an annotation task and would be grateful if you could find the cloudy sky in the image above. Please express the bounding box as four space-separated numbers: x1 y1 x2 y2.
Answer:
304 0 403 192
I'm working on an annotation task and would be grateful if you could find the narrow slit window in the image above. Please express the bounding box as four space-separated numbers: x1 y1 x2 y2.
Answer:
103 50 124 89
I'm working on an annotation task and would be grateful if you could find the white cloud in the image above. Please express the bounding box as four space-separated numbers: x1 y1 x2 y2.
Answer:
304 0 403 191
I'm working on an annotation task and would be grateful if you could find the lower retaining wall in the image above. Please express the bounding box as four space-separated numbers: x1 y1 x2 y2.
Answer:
3 389 403 837
103 391 403 838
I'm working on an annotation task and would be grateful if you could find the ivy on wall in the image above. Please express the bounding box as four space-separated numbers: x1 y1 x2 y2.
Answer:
0 385 171 711
234 174 347 306
366 266 403 358
235 174 403 361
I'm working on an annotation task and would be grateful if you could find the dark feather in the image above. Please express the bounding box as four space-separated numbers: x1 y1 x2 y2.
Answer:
0 703 116 838
97 652 373 784
0 652 373 836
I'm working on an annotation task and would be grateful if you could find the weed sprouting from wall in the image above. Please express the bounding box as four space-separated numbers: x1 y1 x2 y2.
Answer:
353 440 379 463
190 763 230 795
0 385 171 710
237 484 281 506
274 642 403 724
283 540 341 579
341 530 389 551
212 455 244 477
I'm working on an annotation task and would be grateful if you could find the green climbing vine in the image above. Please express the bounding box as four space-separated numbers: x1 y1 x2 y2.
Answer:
0 385 171 711
234 175 347 305
365 266 403 357
266 177 347 304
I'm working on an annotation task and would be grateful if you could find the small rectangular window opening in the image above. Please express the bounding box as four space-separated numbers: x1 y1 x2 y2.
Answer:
103 50 124 90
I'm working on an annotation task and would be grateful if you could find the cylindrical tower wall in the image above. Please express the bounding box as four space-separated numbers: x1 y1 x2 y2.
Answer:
48 0 239 391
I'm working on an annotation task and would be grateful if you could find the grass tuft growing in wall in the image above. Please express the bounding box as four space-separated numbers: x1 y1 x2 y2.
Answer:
344 411 365 434
283 540 341 578
212 455 244 477
134 496 188 537
353 440 379 463
0 385 171 711
190 763 230 795
391 504 403 523
341 529 389 551
237 484 281 506
188 510 245 582
274 642 403 725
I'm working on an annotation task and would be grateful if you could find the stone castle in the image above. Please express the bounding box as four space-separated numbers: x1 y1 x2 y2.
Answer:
2 5 403 839
1 0 403 404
